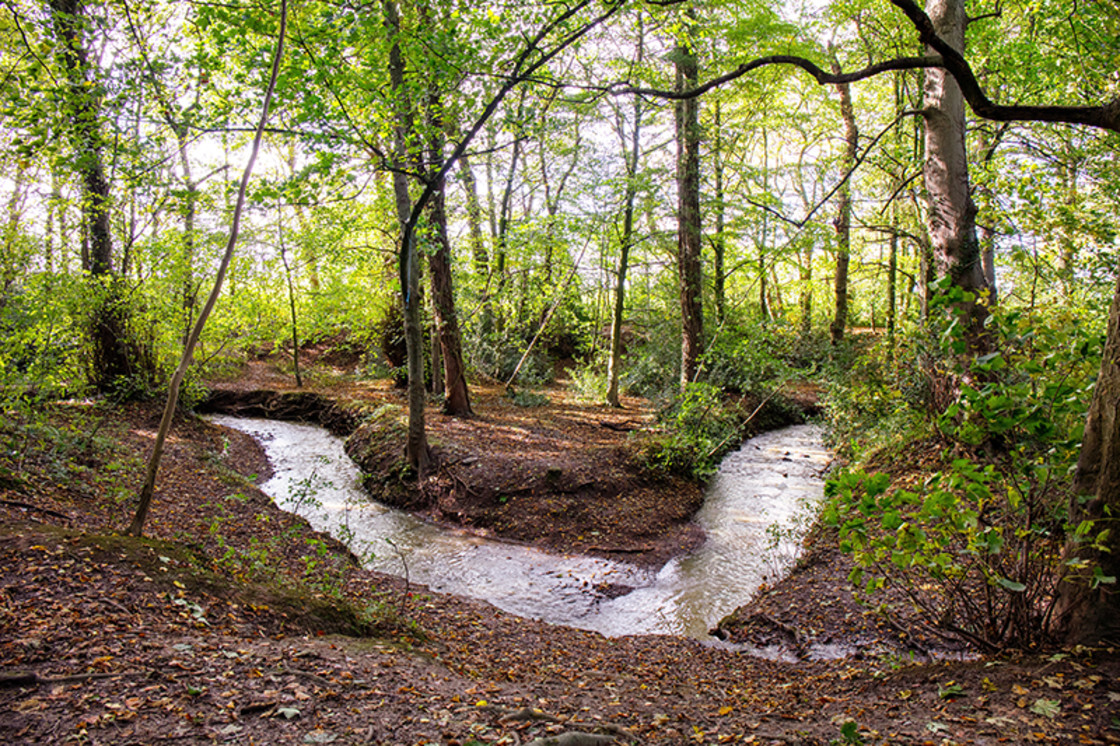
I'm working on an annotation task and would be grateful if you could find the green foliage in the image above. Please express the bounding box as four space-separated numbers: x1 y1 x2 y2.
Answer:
822 304 1106 650
506 387 549 408
638 382 741 480
0 273 85 397
822 335 931 461
701 321 799 395
0 398 139 507
568 357 608 401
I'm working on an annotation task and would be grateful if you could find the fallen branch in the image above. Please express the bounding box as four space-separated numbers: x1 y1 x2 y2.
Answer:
0 500 72 522
0 671 144 689
524 733 615 746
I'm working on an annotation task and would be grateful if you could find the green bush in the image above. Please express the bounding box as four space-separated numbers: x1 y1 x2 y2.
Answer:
822 303 1107 651
638 382 741 480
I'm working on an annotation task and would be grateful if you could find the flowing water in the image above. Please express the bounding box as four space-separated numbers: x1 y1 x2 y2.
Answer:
208 416 830 639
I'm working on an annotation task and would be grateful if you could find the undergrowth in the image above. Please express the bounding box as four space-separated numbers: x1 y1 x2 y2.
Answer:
822 296 1108 651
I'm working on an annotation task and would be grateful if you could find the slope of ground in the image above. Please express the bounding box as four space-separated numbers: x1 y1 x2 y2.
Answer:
1 368 1118 744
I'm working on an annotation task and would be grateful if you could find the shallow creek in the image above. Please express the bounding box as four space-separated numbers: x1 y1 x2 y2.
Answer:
209 416 831 639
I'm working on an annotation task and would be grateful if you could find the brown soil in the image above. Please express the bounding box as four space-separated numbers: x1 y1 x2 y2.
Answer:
199 359 734 568
1 358 1118 745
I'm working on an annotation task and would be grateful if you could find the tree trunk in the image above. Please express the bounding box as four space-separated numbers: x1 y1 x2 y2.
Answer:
713 101 726 327
831 62 857 346
421 73 472 417
799 247 813 335
128 0 286 537
922 0 989 340
456 148 493 333
51 0 134 391
606 17 645 408
1054 269 1120 643
675 23 703 389
385 0 429 473
426 188 472 416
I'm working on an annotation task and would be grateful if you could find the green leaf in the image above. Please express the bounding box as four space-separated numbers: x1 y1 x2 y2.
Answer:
1030 698 1061 719
996 576 1026 592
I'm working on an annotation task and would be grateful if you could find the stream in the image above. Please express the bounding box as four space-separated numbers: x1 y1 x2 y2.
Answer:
208 416 831 640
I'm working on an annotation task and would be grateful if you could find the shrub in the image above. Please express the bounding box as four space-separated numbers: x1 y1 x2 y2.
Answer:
637 382 741 480
822 304 1107 651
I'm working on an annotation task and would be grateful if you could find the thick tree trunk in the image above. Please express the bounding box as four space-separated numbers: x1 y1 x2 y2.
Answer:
831 65 857 346
922 0 989 339
1054 270 1120 643
427 189 473 416
421 81 472 417
675 28 703 389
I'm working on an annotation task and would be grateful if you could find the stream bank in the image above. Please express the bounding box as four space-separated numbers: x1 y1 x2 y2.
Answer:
4 397 1118 745
199 375 810 568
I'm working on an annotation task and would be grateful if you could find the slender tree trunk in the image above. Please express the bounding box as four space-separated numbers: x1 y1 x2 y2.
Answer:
128 0 286 536
606 16 645 408
923 0 989 341
495 94 526 334
456 148 492 332
675 21 703 389
713 101 726 326
1057 153 1078 300
278 221 302 388
888 204 899 350
384 0 429 473
831 60 857 346
759 130 770 322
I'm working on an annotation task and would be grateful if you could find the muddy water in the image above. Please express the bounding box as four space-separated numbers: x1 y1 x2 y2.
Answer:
209 416 830 639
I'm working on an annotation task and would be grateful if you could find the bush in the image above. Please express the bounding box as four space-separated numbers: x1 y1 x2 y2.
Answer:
637 382 742 480
701 323 797 396
822 303 1107 651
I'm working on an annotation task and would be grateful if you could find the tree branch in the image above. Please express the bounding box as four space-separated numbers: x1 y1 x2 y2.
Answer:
887 0 1120 133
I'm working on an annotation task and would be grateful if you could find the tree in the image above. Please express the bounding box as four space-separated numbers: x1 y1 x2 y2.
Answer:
605 12 647 408
920 0 987 340
830 57 857 346
49 0 138 391
129 0 287 537
674 12 703 389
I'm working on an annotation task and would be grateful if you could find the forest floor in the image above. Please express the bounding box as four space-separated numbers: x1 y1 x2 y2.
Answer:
1 352 1118 745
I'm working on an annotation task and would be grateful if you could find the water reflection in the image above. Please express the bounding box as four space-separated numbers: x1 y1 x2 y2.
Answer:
208 416 829 638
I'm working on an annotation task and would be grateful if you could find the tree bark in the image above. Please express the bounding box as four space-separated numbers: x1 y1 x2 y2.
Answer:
50 0 134 391
922 0 989 339
606 16 645 408
129 0 286 537
426 189 472 416
713 101 726 327
675 23 703 389
385 0 429 473
831 60 857 346
422 71 472 417
1054 270 1120 643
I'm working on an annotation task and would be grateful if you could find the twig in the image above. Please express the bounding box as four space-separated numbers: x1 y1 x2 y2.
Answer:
0 500 72 522
0 671 144 689
281 665 333 688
